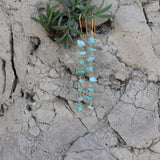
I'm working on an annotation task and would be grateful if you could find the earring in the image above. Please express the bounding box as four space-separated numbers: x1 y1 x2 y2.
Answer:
86 18 97 110
76 39 86 111
76 14 86 111
76 16 97 111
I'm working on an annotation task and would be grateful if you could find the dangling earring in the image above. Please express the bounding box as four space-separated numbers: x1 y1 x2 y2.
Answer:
76 14 86 111
86 17 97 110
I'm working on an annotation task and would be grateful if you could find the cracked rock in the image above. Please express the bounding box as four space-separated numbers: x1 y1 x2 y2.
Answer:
109 3 160 81
33 108 55 124
150 140 160 154
108 101 160 148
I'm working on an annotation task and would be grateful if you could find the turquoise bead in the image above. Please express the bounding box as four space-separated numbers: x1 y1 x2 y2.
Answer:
88 106 94 110
77 40 85 47
86 67 93 72
88 47 96 51
78 51 86 55
89 77 97 82
78 97 83 101
87 57 95 62
86 96 94 101
80 60 85 65
77 106 83 111
87 87 94 92
79 79 85 83
78 88 84 92
88 37 95 44
76 70 85 74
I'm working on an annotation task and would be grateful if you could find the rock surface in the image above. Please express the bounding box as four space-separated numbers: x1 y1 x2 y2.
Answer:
0 0 160 160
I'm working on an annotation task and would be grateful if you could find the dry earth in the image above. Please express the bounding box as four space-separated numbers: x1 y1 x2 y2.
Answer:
0 0 160 160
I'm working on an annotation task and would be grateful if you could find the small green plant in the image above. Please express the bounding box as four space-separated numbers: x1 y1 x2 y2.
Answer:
32 0 114 48
32 3 63 37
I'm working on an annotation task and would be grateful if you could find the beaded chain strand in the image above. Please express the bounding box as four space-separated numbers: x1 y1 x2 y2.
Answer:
76 16 97 111
76 14 86 111
86 17 97 110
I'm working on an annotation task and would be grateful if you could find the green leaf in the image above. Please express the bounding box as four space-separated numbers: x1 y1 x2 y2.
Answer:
53 11 63 20
68 34 75 44
52 26 68 30
94 0 104 14
95 4 112 15
47 8 55 26
76 4 85 10
39 14 47 25
63 36 68 48
46 3 51 18
88 5 96 11
71 0 75 6
56 0 69 10
84 0 91 15
31 17 42 24
56 33 67 43
70 27 83 35
85 14 93 19
39 14 47 21
96 14 114 18
58 16 63 26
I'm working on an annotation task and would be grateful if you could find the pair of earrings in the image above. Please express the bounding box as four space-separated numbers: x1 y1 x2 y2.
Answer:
76 37 97 111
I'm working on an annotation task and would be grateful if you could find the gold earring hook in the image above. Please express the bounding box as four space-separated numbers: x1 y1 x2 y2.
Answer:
94 17 96 38
91 16 96 38
85 18 89 37
79 14 84 40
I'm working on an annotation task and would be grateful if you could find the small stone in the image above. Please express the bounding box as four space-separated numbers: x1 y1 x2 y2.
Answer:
79 79 85 83
78 97 83 101
28 126 40 137
87 87 94 92
86 66 93 72
115 71 128 81
88 46 97 51
78 51 86 55
89 77 97 82
77 106 83 111
76 70 85 74
79 60 85 65
49 69 59 78
78 88 84 92
28 118 36 128
86 96 94 101
88 37 95 43
87 106 94 110
87 57 95 62
77 40 85 47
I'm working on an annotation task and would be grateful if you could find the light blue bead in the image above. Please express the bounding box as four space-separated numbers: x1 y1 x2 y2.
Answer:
76 70 85 74
87 57 95 62
79 79 85 83
79 60 85 65
88 37 95 44
88 106 94 110
77 106 83 111
88 46 96 51
78 88 84 92
77 40 85 47
87 87 94 92
86 96 94 101
78 97 83 101
86 67 93 72
78 51 86 55
89 77 97 82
